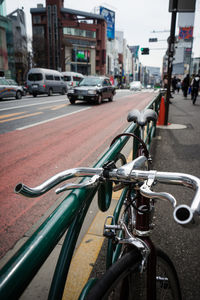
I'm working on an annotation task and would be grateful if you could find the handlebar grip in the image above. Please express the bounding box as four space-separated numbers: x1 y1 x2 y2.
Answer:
173 204 200 227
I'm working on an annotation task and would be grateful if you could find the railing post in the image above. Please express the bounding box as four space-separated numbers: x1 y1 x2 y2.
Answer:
132 126 140 159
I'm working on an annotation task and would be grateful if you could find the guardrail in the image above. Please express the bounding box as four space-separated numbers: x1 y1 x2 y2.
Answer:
0 92 162 300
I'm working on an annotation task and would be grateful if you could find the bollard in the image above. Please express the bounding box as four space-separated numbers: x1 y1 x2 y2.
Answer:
157 96 165 126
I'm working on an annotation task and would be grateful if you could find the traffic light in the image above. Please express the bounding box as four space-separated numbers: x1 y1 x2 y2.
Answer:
141 48 149 55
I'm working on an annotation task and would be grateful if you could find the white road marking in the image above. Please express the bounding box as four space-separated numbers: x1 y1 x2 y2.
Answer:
16 107 91 130
0 99 67 111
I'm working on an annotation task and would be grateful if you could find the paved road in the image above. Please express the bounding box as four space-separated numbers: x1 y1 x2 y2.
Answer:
0 89 157 259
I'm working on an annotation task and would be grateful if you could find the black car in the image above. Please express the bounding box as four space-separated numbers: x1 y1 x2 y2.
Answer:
67 76 116 104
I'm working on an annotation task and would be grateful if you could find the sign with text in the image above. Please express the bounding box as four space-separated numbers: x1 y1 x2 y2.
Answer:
100 6 115 40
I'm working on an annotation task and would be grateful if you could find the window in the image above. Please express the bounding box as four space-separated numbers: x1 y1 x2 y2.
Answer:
28 73 43 81
0 78 8 85
33 26 44 36
54 76 60 81
33 15 41 24
45 75 54 80
73 76 82 82
63 27 96 39
63 76 71 82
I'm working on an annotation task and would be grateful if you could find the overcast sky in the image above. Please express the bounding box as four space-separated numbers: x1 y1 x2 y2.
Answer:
5 0 200 69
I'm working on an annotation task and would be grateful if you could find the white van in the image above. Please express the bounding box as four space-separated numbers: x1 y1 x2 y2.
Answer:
27 68 67 97
62 72 84 89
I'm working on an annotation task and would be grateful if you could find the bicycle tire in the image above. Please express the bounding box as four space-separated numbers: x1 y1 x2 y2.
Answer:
86 248 182 300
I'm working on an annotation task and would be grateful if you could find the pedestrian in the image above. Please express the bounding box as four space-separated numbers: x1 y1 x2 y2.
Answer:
163 75 168 89
163 75 172 102
191 74 200 104
176 79 181 93
190 74 195 100
182 74 190 98
172 76 177 93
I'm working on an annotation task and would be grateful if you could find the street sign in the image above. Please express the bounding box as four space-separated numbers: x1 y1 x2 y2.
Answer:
149 38 158 42
169 0 196 12
141 48 149 55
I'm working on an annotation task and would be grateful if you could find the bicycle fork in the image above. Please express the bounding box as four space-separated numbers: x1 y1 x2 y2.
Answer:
103 192 162 300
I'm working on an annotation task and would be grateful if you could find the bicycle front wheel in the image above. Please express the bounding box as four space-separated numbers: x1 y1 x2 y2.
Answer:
86 248 182 300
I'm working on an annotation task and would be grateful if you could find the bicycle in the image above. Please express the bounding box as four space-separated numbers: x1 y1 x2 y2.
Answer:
16 153 200 300
14 109 200 300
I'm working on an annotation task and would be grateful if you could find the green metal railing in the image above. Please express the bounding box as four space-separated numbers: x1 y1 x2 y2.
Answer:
0 92 162 300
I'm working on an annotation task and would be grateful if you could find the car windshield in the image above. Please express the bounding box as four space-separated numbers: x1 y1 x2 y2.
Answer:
0 78 8 85
8 80 18 86
79 77 102 86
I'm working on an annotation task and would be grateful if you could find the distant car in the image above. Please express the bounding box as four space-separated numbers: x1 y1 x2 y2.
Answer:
27 68 67 97
67 76 116 105
62 71 84 90
0 78 23 100
130 81 142 91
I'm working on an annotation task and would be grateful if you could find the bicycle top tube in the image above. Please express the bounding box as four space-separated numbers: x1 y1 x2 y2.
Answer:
15 156 200 226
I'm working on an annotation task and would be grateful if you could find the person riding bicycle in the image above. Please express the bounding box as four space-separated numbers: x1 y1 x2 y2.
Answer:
191 74 199 104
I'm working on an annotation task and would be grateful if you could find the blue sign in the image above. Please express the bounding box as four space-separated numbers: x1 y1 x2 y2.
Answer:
100 6 115 40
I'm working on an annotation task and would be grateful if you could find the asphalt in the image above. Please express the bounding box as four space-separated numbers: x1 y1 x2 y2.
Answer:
1 91 200 300
90 91 200 300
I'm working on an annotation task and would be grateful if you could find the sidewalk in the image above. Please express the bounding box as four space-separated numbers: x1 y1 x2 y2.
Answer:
91 92 200 300
146 92 200 300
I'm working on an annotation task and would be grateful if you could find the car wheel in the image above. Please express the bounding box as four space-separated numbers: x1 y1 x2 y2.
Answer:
48 88 53 96
16 91 22 99
69 98 76 104
108 94 113 102
33 93 37 97
97 94 102 105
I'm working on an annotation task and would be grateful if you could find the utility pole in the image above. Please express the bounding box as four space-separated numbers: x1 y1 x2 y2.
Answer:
165 0 196 125
164 0 178 126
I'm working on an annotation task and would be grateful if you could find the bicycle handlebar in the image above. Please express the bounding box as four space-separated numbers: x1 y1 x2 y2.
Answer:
15 156 200 226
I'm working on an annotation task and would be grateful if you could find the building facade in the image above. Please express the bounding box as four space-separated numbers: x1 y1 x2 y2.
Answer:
7 9 28 83
31 0 107 75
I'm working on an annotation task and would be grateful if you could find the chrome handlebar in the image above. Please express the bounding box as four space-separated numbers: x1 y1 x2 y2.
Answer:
15 168 102 198
15 156 200 226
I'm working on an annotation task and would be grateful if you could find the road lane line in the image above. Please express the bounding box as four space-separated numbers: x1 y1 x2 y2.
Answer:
51 104 69 110
0 112 43 123
0 99 68 111
0 112 25 119
16 107 91 130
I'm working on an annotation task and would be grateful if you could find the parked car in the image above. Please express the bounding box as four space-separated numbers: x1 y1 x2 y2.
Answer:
62 71 84 90
27 68 67 97
67 76 116 104
0 78 24 100
130 81 142 91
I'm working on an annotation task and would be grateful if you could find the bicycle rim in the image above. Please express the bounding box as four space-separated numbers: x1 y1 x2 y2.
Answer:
86 249 181 300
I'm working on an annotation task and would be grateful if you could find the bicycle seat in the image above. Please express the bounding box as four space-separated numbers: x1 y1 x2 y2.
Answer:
127 109 158 126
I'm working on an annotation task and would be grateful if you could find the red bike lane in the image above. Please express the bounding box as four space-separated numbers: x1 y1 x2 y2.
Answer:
0 92 155 258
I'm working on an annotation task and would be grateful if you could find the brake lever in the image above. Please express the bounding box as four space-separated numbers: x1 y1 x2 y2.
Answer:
140 180 177 208
55 175 100 194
